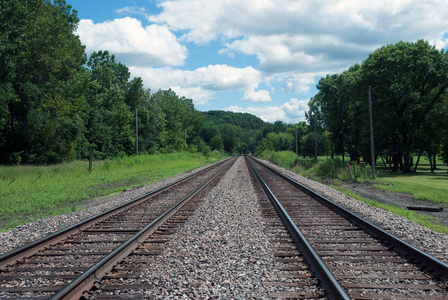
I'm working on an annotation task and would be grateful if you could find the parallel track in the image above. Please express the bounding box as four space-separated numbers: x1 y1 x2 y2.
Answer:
246 156 448 299
0 157 236 299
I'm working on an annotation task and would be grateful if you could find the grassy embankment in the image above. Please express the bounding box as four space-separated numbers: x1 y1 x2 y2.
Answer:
0 152 224 232
258 151 448 234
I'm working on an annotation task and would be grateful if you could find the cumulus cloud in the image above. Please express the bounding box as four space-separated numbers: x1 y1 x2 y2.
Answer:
151 0 448 75
225 98 310 123
170 86 215 105
282 75 316 94
78 0 448 123
242 89 271 103
129 64 265 105
76 17 187 67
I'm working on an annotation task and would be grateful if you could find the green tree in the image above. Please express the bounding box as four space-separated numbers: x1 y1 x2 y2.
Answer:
314 65 360 161
361 40 448 172
210 135 224 151
85 51 134 158
219 123 242 154
151 89 203 152
0 0 87 163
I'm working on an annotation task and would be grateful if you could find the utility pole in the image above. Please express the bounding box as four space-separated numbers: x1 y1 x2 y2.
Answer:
314 113 317 162
295 126 298 156
368 86 375 178
136 108 138 155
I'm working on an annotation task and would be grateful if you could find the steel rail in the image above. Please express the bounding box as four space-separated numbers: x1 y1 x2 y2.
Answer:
249 156 448 282
49 157 235 299
245 156 350 300
0 158 231 270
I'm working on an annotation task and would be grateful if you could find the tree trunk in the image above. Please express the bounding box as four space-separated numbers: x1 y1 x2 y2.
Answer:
403 151 411 173
402 134 411 173
331 144 334 159
381 155 387 168
413 151 423 172
428 152 434 172
392 152 399 172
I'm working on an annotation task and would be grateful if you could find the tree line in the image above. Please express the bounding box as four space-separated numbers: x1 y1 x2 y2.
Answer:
307 40 448 172
0 0 322 165
0 0 254 164
3 2 447 170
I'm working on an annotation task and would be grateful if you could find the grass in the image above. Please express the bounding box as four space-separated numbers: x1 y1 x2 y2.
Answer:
375 157 448 205
0 152 224 232
333 186 448 234
256 151 448 234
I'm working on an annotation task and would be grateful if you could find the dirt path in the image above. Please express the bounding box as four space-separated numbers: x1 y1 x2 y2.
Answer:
341 182 448 227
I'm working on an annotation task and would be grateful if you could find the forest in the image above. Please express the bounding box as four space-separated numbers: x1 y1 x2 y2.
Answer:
2 1 448 174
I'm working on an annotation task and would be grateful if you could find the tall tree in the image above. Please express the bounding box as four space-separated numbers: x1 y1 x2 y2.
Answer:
85 51 134 158
361 40 448 172
314 65 361 161
0 0 87 163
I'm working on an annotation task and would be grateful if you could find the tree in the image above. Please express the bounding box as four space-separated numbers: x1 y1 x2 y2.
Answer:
85 51 134 158
210 135 224 151
314 65 361 161
361 40 448 172
0 0 87 163
219 123 242 154
151 89 203 152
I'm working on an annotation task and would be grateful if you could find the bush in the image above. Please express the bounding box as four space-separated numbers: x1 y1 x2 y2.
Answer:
314 158 346 178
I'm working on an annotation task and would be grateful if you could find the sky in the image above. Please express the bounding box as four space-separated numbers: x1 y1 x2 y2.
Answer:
71 0 448 124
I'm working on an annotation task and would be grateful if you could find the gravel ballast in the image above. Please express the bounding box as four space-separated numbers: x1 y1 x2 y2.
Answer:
1 156 447 297
258 158 448 263
99 156 281 298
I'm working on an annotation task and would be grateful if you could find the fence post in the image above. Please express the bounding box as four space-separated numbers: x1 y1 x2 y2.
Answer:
89 145 92 172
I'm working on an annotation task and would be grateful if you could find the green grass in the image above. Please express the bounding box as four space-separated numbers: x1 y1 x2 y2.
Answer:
0 152 223 232
375 157 448 205
333 186 448 234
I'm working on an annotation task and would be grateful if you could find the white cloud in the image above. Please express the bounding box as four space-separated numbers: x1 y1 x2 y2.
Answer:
115 6 147 16
225 105 285 123
78 0 448 123
170 86 215 105
225 98 310 123
282 76 316 94
242 89 271 103
151 0 448 74
129 64 265 105
76 18 187 67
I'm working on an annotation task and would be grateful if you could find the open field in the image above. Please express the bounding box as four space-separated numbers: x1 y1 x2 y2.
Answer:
0 152 223 231
375 157 448 205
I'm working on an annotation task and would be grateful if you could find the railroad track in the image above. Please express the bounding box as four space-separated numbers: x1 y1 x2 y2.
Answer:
0 157 236 299
2 155 447 299
246 156 448 299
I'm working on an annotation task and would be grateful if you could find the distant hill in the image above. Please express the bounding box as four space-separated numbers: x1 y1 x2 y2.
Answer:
202 110 266 130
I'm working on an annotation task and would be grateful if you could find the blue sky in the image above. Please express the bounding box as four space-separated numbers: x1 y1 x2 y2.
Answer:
71 0 448 123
